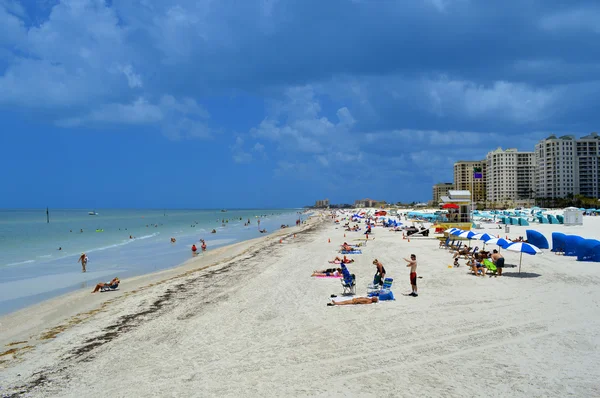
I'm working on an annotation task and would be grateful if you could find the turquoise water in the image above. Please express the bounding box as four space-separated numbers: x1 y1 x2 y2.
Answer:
0 208 304 315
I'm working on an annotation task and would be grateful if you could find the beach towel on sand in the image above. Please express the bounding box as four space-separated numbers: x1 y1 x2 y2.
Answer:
313 275 341 278
342 250 362 254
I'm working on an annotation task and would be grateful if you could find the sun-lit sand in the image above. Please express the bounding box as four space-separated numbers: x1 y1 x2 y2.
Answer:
2 211 600 397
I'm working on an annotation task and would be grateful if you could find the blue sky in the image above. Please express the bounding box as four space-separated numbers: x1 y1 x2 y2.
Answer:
1 0 599 208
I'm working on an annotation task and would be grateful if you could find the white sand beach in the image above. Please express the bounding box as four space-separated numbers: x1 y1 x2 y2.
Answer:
2 212 600 397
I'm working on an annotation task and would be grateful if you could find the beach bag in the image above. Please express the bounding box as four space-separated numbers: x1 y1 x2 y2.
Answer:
378 290 395 301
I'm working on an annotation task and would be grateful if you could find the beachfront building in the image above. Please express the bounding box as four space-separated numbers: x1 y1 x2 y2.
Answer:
486 148 535 207
534 135 578 199
314 199 330 208
432 183 454 205
354 198 385 208
453 161 487 203
576 133 600 198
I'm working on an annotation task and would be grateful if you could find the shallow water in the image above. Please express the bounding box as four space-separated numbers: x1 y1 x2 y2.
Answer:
0 208 304 315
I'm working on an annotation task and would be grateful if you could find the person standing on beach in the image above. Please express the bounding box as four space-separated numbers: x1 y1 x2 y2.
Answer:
491 250 504 276
78 253 88 273
404 254 418 297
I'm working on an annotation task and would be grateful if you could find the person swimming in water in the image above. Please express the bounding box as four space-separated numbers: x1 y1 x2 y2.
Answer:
211 229 217 234
191 244 197 253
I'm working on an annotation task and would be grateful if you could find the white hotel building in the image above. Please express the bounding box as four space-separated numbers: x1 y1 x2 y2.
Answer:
486 148 535 205
534 133 600 199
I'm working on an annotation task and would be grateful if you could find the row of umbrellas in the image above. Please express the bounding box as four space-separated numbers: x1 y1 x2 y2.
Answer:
445 228 542 273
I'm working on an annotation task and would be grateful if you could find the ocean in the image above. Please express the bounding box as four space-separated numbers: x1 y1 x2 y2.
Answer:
0 208 305 315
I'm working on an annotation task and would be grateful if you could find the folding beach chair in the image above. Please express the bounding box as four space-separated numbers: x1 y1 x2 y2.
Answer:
100 281 120 292
340 264 356 295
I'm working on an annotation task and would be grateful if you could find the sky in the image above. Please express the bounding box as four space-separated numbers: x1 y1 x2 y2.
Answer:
1 0 599 209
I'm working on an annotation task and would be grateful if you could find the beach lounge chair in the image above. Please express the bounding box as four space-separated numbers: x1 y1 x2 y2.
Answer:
439 237 450 249
460 246 479 259
340 264 356 295
100 281 120 292
341 273 356 295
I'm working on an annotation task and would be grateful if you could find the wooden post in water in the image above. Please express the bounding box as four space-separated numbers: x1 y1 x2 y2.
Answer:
46 207 50 223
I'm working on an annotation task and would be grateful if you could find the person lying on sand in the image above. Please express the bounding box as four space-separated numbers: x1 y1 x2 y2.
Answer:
327 297 378 306
312 268 342 277
91 278 120 293
329 255 355 263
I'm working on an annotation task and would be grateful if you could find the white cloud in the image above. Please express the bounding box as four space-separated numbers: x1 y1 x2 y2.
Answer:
56 95 212 140
252 142 265 152
230 136 253 163
119 65 143 88
425 78 559 122
251 85 357 154
540 7 600 34
0 3 26 47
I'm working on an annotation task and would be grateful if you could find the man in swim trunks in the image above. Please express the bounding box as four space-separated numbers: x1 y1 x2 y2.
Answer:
491 250 505 276
404 254 418 296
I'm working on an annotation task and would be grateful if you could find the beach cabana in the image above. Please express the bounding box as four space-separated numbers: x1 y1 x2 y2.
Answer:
509 217 519 225
551 232 567 253
526 230 549 249
538 216 549 224
556 215 564 224
518 218 529 226
548 214 560 224
576 239 600 262
564 235 584 256
563 207 584 226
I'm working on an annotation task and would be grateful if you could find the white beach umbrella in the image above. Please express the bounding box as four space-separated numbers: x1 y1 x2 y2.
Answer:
505 242 542 273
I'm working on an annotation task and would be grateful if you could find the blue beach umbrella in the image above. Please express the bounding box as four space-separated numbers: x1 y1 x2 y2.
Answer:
505 242 542 273
472 233 494 249
486 238 512 251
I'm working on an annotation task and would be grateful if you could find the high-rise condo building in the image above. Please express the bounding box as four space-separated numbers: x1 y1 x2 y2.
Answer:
486 148 535 204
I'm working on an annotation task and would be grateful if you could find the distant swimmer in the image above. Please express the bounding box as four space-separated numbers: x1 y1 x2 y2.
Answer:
171 237 176 243
80 229 83 233
211 229 217 234
259 229 267 233
78 253 88 273
201 241 207 252
58 247 62 251
192 244 197 253
130 235 133 239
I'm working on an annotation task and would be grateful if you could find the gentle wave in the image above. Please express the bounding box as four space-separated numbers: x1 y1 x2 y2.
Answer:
87 232 160 253
4 259 36 267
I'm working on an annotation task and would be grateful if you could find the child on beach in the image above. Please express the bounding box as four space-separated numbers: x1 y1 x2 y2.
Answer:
453 258 459 267
404 254 418 297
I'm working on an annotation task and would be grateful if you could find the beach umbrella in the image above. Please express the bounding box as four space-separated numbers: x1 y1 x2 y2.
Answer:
458 231 476 239
505 242 542 273
486 238 512 251
458 231 477 247
472 233 494 249
444 227 460 234
442 203 459 209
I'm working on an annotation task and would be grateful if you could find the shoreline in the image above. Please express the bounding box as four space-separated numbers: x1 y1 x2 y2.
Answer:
0 215 319 350
2 211 600 397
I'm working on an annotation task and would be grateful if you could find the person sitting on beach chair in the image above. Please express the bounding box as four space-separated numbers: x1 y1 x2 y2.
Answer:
312 268 342 277
453 246 471 259
91 278 120 293
328 297 378 306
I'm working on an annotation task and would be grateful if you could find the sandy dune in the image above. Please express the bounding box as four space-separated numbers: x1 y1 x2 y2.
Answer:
2 214 600 397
